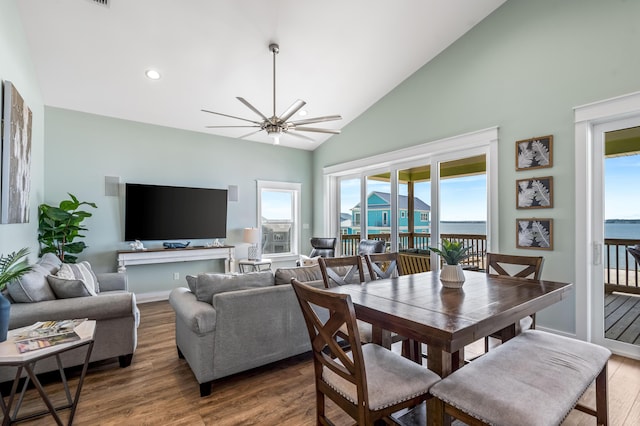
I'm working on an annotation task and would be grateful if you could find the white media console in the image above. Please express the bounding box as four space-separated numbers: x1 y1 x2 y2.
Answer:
116 246 235 273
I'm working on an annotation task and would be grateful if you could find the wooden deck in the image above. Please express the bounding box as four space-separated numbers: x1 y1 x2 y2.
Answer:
605 292 640 344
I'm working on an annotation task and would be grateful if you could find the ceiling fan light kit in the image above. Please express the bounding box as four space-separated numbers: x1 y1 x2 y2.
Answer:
202 43 342 144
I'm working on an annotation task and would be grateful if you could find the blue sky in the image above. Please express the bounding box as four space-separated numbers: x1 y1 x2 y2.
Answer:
341 175 487 221
605 154 640 219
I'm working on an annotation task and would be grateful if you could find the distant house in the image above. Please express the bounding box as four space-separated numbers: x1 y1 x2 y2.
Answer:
261 219 291 253
342 191 430 235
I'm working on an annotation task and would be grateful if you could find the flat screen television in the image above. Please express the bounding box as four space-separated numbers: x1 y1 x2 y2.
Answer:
124 183 227 241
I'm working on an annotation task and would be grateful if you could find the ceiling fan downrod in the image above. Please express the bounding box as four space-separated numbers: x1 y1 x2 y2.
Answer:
270 43 279 123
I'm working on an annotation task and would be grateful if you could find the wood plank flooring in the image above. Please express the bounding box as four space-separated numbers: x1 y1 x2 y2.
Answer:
606 292 640 344
6 301 640 425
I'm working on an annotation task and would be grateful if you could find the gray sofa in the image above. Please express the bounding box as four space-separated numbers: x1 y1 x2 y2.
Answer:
169 265 324 396
0 254 139 383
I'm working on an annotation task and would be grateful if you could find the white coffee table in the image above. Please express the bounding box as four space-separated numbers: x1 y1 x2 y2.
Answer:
0 320 96 425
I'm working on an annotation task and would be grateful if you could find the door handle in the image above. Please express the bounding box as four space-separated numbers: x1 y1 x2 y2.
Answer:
593 242 602 266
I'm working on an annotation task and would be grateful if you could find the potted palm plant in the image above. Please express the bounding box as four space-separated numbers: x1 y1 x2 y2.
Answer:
0 248 33 342
429 239 471 288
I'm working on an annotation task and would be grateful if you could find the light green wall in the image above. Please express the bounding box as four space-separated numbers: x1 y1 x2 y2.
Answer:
313 0 640 334
0 1 44 260
43 107 314 294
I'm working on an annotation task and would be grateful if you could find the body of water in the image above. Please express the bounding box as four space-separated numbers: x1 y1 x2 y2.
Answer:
439 220 640 266
439 220 640 240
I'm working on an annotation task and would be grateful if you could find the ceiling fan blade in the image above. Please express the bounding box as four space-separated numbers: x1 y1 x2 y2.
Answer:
205 125 261 129
288 115 342 126
238 129 264 139
285 131 316 142
201 109 262 125
278 99 306 123
237 97 270 122
294 126 341 135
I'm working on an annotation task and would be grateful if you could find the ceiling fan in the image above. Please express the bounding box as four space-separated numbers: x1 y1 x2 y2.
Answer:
202 43 342 144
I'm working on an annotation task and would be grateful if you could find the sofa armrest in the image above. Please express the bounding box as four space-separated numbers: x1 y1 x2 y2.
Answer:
9 292 138 329
169 287 217 335
97 272 128 292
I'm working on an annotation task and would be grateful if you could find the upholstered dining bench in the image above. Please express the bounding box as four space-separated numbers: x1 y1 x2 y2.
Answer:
429 330 610 426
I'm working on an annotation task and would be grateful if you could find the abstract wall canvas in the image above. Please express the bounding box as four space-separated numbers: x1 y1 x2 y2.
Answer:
1 81 32 224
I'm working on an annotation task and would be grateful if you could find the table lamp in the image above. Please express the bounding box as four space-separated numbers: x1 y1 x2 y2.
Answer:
243 227 260 261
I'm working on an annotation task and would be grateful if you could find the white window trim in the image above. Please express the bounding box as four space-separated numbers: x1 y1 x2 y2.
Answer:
256 180 301 261
323 127 499 257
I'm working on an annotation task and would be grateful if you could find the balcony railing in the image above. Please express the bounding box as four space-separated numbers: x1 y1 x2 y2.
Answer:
340 233 487 270
604 238 640 294
339 235 640 294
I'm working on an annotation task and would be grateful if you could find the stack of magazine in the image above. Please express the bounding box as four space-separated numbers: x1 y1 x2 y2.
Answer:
13 319 87 353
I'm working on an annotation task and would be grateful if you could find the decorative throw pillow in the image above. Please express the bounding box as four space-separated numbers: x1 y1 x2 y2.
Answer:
47 275 94 298
6 264 57 303
274 265 323 285
299 255 321 266
56 261 99 295
37 253 63 274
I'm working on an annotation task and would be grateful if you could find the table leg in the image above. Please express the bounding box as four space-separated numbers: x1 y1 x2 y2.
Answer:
370 325 392 349
24 363 64 426
426 346 454 426
499 323 517 342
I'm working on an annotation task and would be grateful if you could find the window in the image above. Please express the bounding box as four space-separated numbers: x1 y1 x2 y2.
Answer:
324 128 498 260
257 181 301 258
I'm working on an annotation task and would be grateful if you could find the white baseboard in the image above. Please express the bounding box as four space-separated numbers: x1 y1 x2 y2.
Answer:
535 326 576 339
135 290 171 303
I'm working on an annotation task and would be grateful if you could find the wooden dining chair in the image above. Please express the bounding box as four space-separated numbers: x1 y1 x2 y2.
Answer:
365 252 404 280
397 252 431 275
484 252 544 352
318 255 373 344
291 279 440 426
318 255 367 288
366 252 424 361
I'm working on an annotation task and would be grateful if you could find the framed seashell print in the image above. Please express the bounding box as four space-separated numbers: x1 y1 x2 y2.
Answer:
516 135 553 170
516 218 553 250
516 176 553 209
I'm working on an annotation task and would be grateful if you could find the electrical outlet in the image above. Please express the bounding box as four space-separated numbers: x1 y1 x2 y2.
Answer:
173 272 180 280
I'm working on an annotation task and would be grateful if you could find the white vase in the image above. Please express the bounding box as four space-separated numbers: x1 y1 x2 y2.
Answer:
440 264 465 288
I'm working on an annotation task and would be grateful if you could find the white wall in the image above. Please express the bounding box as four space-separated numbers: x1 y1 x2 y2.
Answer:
313 0 640 334
43 107 314 295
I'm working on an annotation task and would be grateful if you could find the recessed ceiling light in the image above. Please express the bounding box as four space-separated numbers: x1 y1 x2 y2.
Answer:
298 110 308 116
145 69 161 80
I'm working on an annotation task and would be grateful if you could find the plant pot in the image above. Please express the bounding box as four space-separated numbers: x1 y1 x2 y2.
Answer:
440 264 465 288
0 293 10 342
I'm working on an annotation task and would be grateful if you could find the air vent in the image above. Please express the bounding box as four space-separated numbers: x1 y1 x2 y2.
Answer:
88 0 109 7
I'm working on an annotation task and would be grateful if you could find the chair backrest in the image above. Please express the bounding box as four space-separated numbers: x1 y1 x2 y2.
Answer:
318 255 366 288
365 252 404 279
627 245 640 265
486 253 544 280
291 279 369 416
398 252 431 274
357 239 386 256
309 237 337 258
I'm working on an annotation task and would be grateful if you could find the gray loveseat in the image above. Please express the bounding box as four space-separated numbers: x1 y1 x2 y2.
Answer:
0 254 140 383
169 265 324 396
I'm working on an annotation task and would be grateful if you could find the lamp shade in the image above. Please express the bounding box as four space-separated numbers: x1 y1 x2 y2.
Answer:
243 227 260 244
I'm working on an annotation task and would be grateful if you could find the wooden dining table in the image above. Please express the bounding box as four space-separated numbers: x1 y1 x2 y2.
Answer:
324 270 573 425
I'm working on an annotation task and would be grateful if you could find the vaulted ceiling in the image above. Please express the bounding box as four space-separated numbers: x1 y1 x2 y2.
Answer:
17 0 506 150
